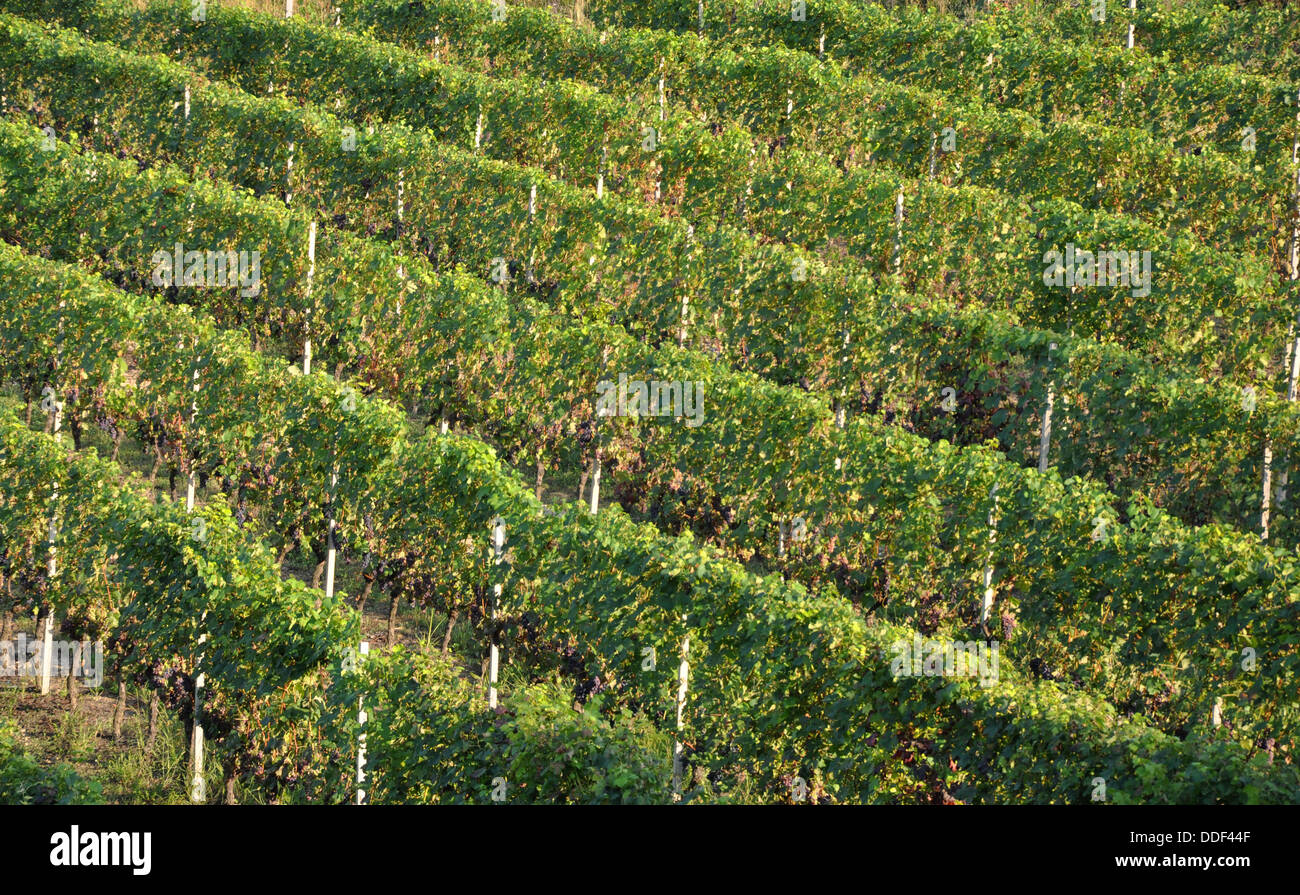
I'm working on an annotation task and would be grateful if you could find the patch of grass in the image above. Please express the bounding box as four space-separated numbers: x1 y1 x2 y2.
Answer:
0 717 103 804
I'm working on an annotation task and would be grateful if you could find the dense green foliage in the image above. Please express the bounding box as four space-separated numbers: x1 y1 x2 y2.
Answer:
2 0 1284 383
0 0 1297 805
343 0 1285 256
3 241 1296 801
587 0 1295 164
4 12 1299 551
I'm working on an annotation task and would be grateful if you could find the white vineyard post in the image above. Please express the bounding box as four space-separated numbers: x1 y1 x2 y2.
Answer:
396 170 407 286
836 315 851 433
182 84 196 236
1293 85 1300 292
672 618 690 800
474 107 484 153
739 145 757 225
285 140 295 206
189 666 205 803
928 132 938 181
655 135 663 204
658 59 666 123
681 223 695 351
39 300 65 697
1276 85 1300 510
324 459 338 601
1126 0 1136 50
679 222 692 347
980 483 999 627
818 24 826 60
591 346 610 514
302 221 317 375
190 610 207 804
397 168 406 232
1038 342 1057 473
190 603 208 803
596 137 607 199
1212 696 1223 728
489 517 505 709
697 0 704 36
527 182 537 284
1262 443 1273 541
184 338 207 804
355 641 369 804
39 474 55 695
786 86 793 122
891 187 905 276
185 360 199 513
285 0 293 17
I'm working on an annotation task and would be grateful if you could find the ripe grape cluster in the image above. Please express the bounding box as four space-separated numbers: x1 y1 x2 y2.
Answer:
93 412 120 441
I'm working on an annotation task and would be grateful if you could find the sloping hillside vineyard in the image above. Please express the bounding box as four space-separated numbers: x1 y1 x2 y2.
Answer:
0 0 1297 806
